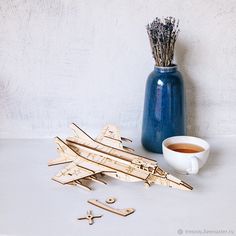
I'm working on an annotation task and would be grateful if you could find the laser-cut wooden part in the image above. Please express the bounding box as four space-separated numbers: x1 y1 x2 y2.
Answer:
85 176 107 185
48 137 76 166
77 210 102 225
121 137 132 142
48 123 193 191
74 180 91 191
88 199 135 216
106 197 116 204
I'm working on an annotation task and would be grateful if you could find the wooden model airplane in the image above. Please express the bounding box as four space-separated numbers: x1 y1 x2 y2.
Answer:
48 123 193 191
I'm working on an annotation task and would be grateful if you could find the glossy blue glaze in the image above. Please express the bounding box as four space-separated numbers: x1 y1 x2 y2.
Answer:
142 65 186 153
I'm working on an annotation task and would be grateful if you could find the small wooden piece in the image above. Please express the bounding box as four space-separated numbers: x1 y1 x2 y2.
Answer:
106 197 116 204
87 199 135 217
74 180 91 191
77 210 102 225
86 176 107 185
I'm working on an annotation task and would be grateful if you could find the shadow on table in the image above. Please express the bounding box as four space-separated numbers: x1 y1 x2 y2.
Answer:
200 145 223 173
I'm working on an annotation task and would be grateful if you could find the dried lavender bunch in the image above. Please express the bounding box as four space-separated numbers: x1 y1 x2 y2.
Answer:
147 17 179 67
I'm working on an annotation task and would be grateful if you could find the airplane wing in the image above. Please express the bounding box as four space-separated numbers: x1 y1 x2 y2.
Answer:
52 160 102 184
96 124 133 151
51 137 109 189
52 154 108 190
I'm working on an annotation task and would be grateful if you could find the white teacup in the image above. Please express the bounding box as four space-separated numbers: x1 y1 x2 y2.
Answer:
162 136 210 174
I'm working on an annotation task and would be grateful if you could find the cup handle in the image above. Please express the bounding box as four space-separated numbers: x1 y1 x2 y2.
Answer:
187 156 199 174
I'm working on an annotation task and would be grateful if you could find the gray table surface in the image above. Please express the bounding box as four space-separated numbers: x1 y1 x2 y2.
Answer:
0 136 235 236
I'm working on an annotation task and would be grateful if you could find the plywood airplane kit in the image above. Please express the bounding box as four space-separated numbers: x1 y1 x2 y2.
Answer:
48 123 193 191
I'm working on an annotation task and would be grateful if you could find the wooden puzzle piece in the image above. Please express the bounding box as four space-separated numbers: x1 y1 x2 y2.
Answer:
88 199 135 217
77 210 102 225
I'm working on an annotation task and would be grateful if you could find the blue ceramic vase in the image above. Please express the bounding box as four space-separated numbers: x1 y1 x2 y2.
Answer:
141 65 186 153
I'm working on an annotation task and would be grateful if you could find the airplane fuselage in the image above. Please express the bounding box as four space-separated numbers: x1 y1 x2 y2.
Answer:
66 137 162 183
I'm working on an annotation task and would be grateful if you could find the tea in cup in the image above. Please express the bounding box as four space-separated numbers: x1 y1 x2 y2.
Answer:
162 136 210 174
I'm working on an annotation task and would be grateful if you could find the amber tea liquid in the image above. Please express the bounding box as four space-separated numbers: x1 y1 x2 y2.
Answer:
167 143 205 153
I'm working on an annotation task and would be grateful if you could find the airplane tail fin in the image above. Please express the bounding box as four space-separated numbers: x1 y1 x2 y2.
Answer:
48 137 77 166
70 123 94 141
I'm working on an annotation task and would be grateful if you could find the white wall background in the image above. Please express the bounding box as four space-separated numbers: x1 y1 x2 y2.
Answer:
0 0 236 138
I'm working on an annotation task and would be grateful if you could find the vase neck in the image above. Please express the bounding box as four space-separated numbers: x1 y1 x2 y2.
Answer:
154 65 177 73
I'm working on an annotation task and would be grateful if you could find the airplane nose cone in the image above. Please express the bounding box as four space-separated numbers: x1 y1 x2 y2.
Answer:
165 173 193 191
179 180 193 191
